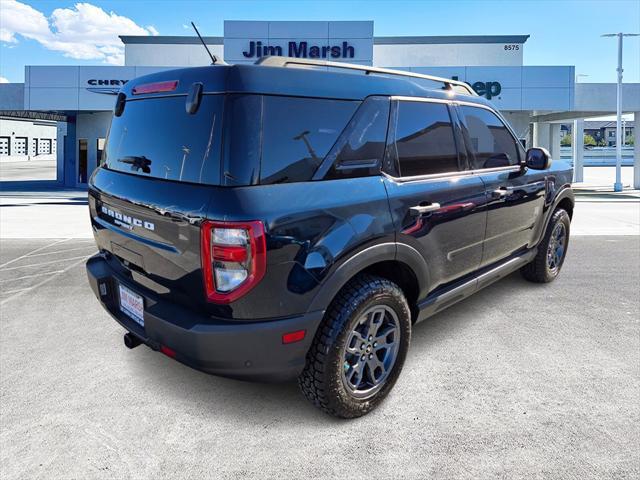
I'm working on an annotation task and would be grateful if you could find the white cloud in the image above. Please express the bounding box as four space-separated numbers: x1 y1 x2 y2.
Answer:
0 76 10 83
0 1 159 65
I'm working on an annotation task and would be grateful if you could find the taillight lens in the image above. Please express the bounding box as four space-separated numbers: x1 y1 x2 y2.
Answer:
132 80 178 95
201 220 266 303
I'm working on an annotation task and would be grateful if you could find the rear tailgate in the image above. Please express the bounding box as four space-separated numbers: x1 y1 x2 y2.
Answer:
89 168 213 310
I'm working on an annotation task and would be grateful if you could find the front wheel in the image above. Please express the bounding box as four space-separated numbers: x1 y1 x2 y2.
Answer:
298 274 411 418
521 208 571 283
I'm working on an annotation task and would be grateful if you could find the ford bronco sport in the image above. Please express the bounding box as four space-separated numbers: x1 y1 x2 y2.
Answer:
86 57 574 418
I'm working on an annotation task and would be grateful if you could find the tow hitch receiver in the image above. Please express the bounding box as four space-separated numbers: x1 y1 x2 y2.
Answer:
124 332 142 349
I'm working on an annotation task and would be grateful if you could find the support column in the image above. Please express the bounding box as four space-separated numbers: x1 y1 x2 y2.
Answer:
572 119 584 182
635 112 640 190
56 122 67 185
533 122 551 150
63 117 77 188
549 124 561 161
527 123 535 150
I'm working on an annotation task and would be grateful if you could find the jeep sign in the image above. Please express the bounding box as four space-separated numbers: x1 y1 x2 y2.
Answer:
451 76 502 100
471 81 502 100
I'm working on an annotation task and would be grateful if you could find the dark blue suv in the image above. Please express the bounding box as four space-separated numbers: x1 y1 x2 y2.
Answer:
86 57 574 418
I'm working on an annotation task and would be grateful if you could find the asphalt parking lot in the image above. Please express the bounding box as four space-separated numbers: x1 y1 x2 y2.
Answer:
1 229 638 478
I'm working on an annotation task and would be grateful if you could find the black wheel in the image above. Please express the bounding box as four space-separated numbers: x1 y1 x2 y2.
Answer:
521 208 571 283
298 274 411 418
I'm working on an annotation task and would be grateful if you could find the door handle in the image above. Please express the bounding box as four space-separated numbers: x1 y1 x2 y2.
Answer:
492 187 513 198
410 203 441 216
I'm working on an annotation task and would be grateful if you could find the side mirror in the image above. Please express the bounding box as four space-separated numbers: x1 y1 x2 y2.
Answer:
525 147 552 170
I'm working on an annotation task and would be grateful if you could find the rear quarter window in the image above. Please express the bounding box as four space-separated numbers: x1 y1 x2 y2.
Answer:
259 96 359 184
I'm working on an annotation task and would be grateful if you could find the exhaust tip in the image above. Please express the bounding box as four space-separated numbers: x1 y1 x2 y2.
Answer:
124 332 142 349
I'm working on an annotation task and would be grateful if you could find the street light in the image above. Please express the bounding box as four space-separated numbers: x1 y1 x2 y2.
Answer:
601 32 640 192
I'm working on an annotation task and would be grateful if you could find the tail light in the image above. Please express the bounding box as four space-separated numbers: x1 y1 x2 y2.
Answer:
201 220 266 303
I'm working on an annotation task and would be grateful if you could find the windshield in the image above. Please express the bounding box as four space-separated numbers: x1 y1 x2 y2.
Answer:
103 94 224 185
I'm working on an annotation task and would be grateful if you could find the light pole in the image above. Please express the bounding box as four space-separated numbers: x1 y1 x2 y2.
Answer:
601 33 639 192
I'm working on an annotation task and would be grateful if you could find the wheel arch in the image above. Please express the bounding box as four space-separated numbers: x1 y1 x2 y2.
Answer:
556 195 574 219
307 242 429 322
535 186 574 246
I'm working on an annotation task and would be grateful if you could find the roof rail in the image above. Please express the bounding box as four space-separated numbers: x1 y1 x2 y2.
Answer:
255 56 477 96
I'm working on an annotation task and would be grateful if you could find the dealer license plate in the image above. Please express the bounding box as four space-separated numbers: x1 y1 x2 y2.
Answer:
118 284 144 327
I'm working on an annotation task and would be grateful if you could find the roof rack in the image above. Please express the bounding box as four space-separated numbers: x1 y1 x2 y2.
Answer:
255 56 477 96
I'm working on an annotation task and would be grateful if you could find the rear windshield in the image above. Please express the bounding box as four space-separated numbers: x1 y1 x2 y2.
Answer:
104 95 224 184
103 93 360 185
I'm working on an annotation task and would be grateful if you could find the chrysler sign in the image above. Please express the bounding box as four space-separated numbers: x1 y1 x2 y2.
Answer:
87 79 128 95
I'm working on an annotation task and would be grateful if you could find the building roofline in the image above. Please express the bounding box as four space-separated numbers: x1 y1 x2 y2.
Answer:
120 34 530 46
374 35 530 45
120 35 224 44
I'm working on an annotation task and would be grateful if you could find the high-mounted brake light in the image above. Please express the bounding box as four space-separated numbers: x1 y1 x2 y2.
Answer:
201 220 266 304
132 80 178 95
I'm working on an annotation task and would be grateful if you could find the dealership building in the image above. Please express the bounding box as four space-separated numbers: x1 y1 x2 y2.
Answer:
1 20 639 187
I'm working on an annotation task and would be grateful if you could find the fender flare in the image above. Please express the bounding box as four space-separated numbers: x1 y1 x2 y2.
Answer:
537 185 575 245
307 241 430 313
396 242 430 300
548 185 574 221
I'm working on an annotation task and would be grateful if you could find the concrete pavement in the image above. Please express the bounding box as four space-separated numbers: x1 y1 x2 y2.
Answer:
0 158 57 182
0 236 638 479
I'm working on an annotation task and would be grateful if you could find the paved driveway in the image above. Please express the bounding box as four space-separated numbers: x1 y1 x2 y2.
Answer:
1 235 638 479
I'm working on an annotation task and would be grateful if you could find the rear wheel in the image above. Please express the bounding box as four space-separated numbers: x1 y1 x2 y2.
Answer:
521 208 571 283
298 274 411 418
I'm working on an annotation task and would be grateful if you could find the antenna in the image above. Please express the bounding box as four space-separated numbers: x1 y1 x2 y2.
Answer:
191 21 217 64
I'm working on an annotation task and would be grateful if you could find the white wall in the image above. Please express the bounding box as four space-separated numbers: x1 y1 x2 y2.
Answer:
125 43 224 67
0 83 25 109
374 43 523 67
123 41 523 68
24 66 175 111
395 66 575 112
574 83 640 112
0 117 57 162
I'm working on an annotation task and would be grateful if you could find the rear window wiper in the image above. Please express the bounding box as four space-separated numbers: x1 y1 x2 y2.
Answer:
118 156 152 174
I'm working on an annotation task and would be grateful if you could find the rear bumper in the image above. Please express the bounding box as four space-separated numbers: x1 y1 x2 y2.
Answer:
86 254 323 382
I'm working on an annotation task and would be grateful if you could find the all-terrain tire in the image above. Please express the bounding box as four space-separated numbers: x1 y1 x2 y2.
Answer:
298 274 411 418
521 208 571 283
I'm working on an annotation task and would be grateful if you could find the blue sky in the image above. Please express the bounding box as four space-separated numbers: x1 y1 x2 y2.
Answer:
1 0 639 84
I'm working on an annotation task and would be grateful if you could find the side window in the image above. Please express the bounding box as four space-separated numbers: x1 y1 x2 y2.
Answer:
260 96 359 184
393 101 459 177
460 105 521 169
